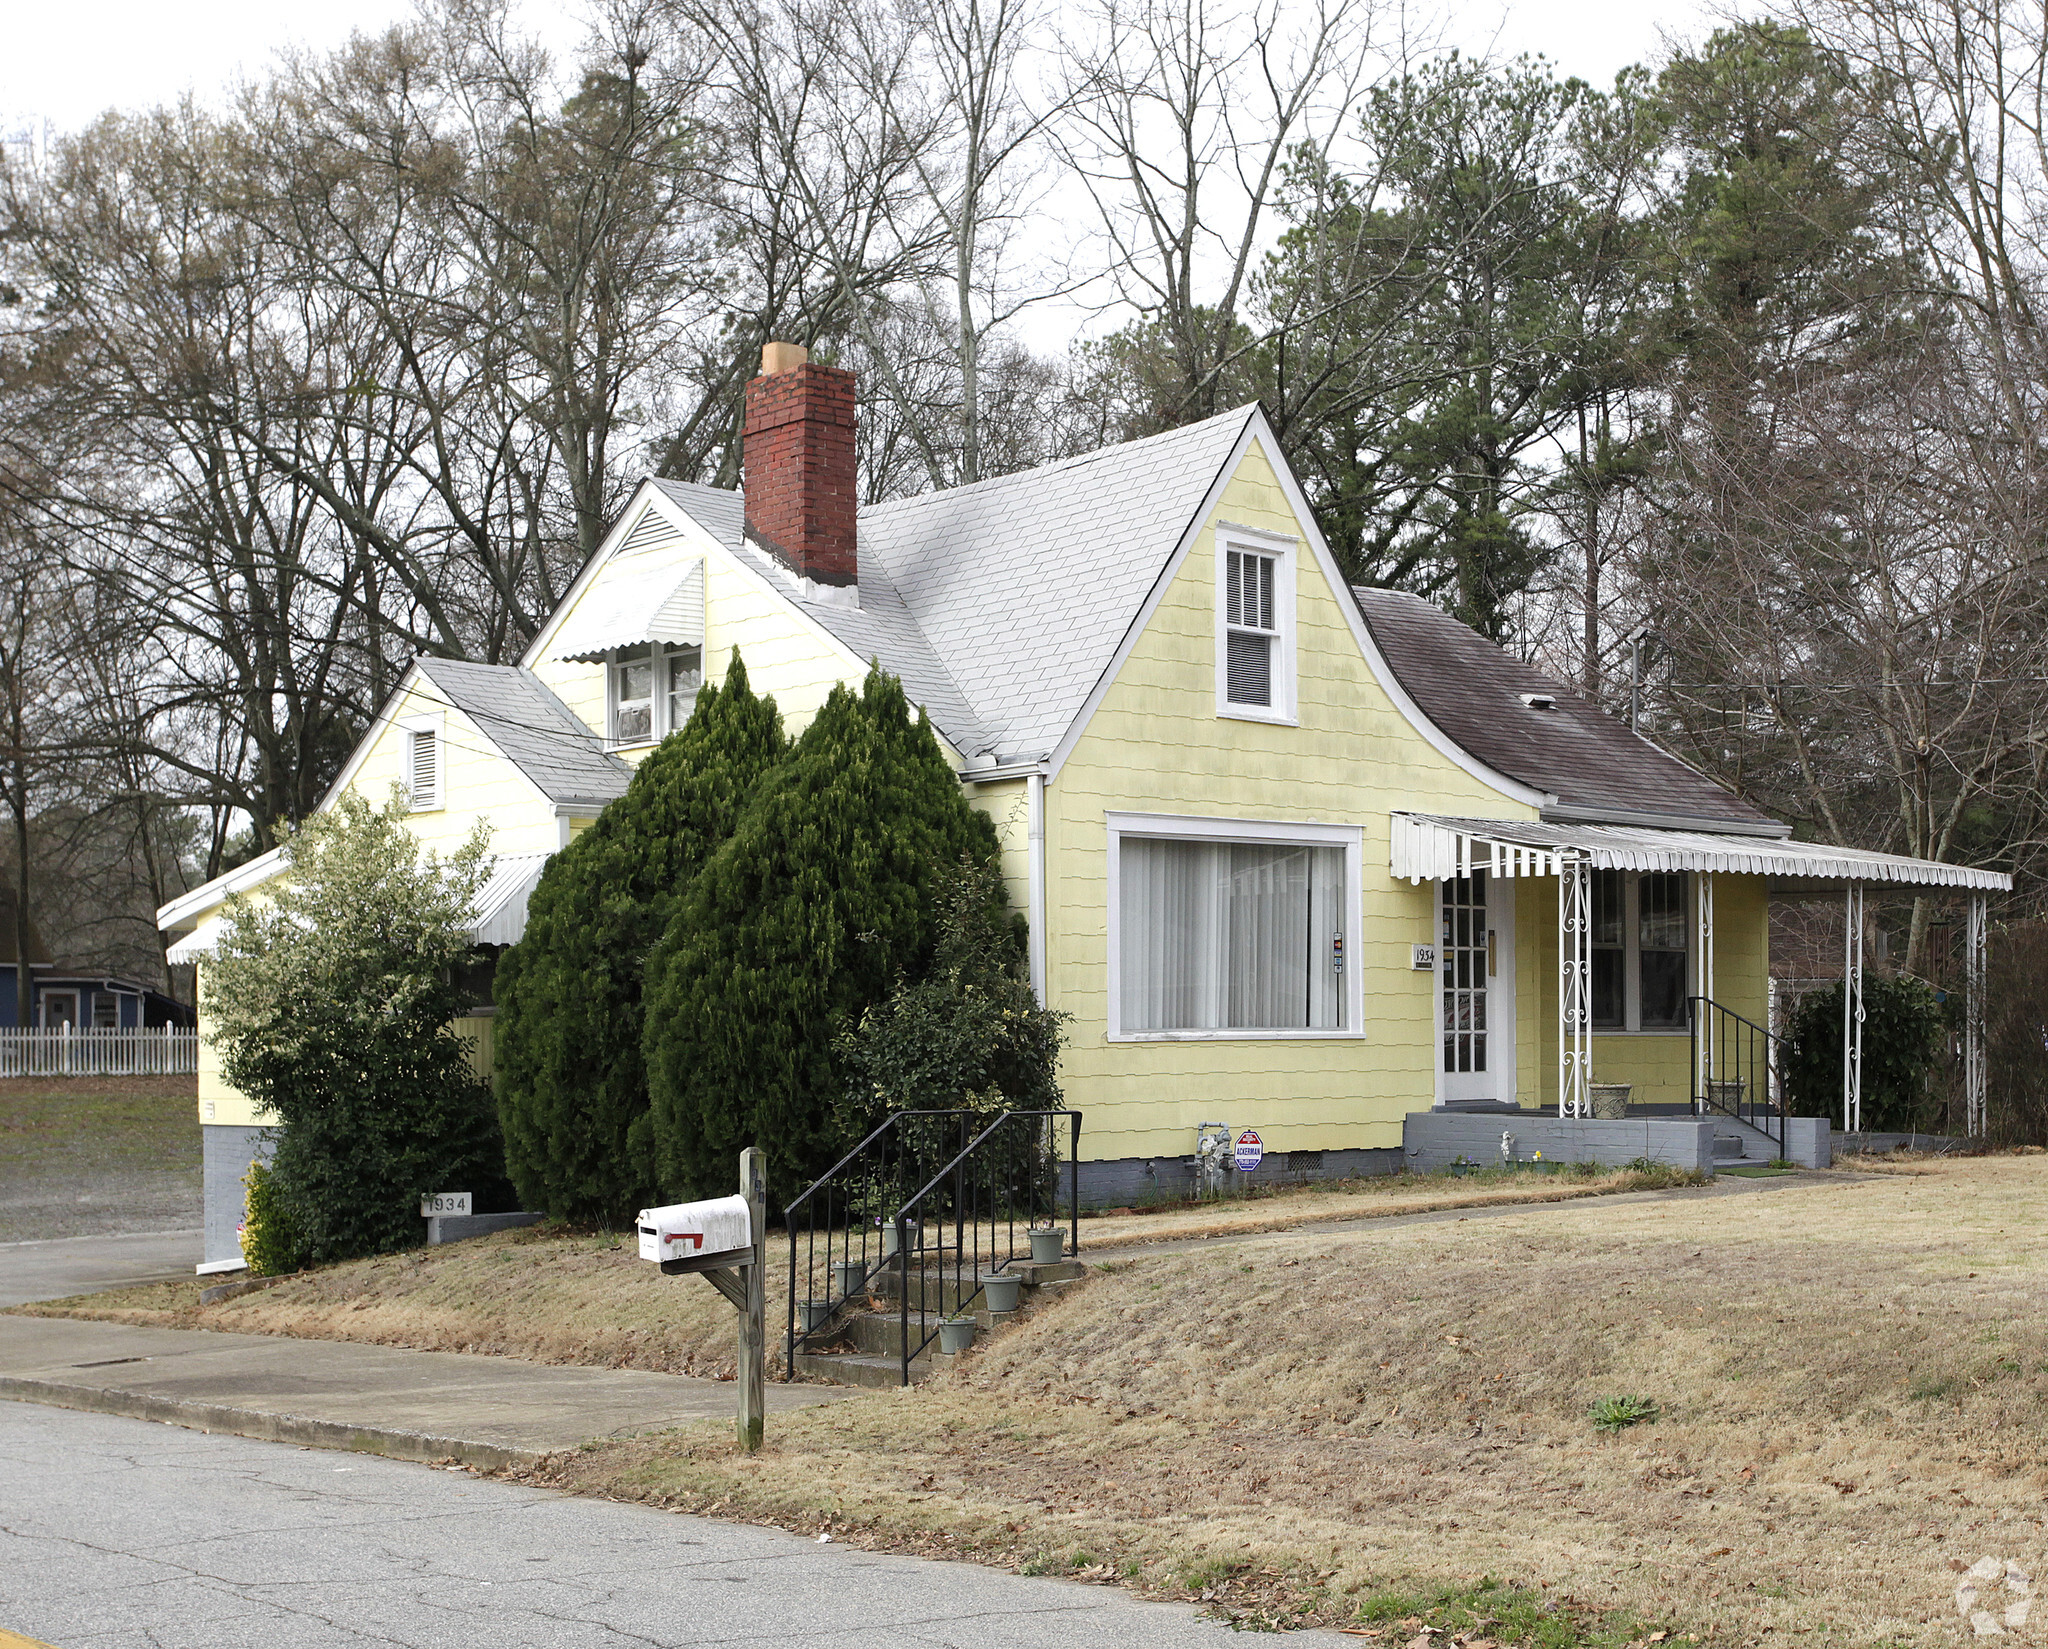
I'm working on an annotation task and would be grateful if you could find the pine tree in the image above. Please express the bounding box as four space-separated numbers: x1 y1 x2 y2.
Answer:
495 654 785 1223
643 666 1002 1204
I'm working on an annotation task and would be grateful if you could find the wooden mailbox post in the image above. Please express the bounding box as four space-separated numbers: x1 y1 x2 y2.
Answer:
638 1148 766 1452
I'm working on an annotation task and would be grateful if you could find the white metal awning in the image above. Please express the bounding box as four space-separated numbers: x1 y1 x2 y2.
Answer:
1391 813 2012 892
549 554 705 662
164 851 556 960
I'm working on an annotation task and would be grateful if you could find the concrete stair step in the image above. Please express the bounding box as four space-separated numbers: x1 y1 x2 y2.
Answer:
791 1349 935 1388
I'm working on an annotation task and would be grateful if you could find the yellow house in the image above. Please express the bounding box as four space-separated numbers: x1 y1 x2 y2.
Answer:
160 344 2007 1267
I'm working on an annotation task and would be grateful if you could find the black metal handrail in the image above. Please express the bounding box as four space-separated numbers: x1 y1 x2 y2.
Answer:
782 1110 985 1378
893 1109 1081 1385
1687 995 1786 1157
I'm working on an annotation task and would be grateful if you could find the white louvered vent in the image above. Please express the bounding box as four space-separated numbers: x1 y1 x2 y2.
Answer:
409 727 440 811
617 507 682 558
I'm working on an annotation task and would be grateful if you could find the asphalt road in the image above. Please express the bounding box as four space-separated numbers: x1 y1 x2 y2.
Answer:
0 1405 1357 1648
0 1230 201 1309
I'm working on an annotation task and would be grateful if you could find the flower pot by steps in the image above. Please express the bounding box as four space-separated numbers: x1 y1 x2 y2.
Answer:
1589 1083 1633 1120
1706 1078 1747 1111
982 1273 1022 1313
1028 1229 1066 1265
881 1222 921 1259
938 1317 977 1355
799 1299 834 1332
832 1258 867 1299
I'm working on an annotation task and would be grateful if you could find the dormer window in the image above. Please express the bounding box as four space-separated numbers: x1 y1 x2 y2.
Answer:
608 642 703 747
1216 531 1297 723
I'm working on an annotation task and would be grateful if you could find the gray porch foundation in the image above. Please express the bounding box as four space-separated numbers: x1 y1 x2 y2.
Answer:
1403 1110 1717 1174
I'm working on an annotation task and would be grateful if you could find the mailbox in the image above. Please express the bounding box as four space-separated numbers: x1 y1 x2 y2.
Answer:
637 1195 752 1266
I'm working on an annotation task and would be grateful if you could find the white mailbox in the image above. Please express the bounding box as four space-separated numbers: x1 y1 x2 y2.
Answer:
637 1195 752 1266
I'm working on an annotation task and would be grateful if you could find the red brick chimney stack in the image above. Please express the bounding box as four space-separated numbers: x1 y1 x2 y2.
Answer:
742 342 857 587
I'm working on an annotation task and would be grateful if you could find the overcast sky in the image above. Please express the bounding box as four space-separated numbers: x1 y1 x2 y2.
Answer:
3 0 1718 144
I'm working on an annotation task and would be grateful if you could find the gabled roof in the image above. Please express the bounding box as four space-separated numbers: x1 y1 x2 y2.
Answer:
1353 588 1785 834
412 657 632 810
643 409 1257 765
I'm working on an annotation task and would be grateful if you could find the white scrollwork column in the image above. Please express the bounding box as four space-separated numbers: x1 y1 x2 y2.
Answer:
1966 893 1987 1137
1558 855 1591 1119
1842 885 1865 1134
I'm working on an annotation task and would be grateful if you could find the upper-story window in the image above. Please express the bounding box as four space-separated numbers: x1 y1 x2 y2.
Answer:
1591 870 1690 1031
1216 533 1296 722
609 642 703 747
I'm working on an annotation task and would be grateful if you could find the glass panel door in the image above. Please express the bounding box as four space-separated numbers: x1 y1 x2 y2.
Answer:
1438 872 1516 1105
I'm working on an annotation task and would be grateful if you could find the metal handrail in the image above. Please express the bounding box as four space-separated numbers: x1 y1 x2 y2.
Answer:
1687 995 1787 1157
892 1109 1081 1384
781 1109 984 1379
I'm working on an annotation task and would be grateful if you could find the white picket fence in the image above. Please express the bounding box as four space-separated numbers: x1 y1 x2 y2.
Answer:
0 1026 198 1077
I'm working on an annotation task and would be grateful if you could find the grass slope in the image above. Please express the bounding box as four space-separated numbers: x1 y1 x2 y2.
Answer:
0 1075 199 1242
517 1157 2048 1645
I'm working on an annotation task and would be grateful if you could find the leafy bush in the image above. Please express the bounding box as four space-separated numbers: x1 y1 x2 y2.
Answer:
205 790 509 1266
838 854 1068 1220
1782 972 1944 1131
495 654 785 1223
1986 919 2048 1146
238 1157 303 1276
643 667 1001 1204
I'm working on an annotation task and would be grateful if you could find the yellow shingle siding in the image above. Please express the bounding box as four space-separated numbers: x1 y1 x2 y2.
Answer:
1046 439 1543 1163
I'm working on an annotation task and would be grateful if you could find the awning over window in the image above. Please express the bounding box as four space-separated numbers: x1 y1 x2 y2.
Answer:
1391 813 2011 892
164 851 557 961
549 556 705 662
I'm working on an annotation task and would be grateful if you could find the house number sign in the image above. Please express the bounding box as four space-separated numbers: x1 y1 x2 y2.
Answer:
420 1192 472 1218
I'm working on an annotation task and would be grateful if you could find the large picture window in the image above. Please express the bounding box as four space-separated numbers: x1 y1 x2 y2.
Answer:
1589 870 1690 1031
1114 824 1352 1036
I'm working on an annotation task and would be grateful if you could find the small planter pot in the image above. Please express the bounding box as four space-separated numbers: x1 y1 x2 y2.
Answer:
1589 1083 1633 1120
798 1299 834 1333
938 1317 977 1355
1706 1078 1747 1111
881 1222 922 1260
982 1274 1023 1313
1028 1229 1066 1265
832 1258 868 1299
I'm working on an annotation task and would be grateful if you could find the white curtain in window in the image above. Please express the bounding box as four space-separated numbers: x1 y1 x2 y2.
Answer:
1120 838 1344 1031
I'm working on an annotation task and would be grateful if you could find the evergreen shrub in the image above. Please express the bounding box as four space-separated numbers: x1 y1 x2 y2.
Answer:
238 1158 304 1276
643 667 1001 1203
1782 972 1945 1131
204 790 509 1266
495 654 785 1223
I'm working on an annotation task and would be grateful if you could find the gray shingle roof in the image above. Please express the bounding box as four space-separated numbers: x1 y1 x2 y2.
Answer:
414 656 632 808
644 408 1254 762
1353 588 1781 831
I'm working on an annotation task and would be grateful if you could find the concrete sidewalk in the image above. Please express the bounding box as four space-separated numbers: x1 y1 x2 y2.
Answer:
0 1315 849 1470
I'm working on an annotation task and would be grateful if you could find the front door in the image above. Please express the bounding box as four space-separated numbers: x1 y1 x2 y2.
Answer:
1437 871 1517 1105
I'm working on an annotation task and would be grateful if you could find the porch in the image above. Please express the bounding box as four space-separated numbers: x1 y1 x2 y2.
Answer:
1393 813 2012 1142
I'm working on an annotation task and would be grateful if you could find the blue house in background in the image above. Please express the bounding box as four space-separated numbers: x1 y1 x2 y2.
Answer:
0 895 192 1030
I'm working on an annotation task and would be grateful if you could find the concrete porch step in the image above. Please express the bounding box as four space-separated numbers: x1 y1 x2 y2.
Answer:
791 1349 935 1388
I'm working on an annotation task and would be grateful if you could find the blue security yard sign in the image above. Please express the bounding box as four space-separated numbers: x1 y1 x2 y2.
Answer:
1233 1129 1264 1173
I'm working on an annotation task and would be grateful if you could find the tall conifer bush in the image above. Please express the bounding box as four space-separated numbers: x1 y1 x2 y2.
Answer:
643 667 1002 1202
495 654 785 1223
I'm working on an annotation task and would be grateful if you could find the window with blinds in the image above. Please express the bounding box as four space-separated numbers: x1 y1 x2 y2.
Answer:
1224 549 1277 707
408 727 439 811
1118 835 1346 1033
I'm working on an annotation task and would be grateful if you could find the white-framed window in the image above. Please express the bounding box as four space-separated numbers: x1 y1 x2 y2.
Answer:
1215 529 1297 723
608 642 703 747
1590 870 1691 1032
400 715 442 812
1107 812 1361 1040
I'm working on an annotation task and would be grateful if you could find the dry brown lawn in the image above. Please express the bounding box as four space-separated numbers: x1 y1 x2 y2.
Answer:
516 1156 2048 1646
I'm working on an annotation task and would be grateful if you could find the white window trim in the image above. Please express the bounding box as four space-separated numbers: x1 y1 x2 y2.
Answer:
605 640 703 751
1105 810 1364 1043
1214 527 1298 725
398 713 444 812
1590 869 1694 1037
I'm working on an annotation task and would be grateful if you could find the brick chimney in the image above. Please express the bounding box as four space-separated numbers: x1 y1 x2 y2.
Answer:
743 342 857 587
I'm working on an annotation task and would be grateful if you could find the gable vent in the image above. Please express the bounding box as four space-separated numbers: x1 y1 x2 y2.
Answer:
618 507 683 558
409 727 440 811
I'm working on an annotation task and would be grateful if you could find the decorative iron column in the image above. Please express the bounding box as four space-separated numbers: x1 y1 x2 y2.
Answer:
1558 854 1591 1119
1842 884 1865 1134
1694 872 1716 1103
1966 893 1987 1137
